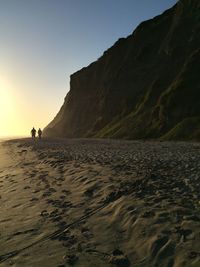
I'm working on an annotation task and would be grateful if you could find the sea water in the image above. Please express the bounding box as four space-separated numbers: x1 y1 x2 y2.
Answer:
0 136 26 142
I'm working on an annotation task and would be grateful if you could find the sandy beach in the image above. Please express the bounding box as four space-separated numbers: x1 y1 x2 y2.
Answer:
0 138 200 267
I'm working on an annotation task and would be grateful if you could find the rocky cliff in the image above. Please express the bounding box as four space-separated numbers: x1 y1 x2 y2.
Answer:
44 0 200 140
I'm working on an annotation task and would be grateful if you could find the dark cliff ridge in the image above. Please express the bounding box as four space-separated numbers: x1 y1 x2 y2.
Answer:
44 0 200 141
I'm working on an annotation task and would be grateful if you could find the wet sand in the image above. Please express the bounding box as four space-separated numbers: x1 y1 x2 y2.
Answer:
0 138 200 267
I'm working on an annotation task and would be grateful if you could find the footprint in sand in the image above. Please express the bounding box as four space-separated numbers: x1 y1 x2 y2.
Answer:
49 187 57 193
150 235 169 258
62 189 71 195
24 186 31 190
59 233 78 247
51 215 63 223
40 210 49 217
42 191 52 197
12 203 22 208
141 210 155 218
33 188 40 193
81 228 93 239
42 188 57 198
62 253 79 265
30 197 39 202
10 189 17 192
30 173 36 178
13 228 38 236
109 249 131 267
149 234 176 264
57 177 65 182
174 226 193 242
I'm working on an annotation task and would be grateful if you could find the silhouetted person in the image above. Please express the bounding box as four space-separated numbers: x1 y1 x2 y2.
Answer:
38 128 42 139
31 127 36 139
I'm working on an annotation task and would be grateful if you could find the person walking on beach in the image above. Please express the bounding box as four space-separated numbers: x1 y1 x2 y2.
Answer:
38 128 42 139
31 127 36 139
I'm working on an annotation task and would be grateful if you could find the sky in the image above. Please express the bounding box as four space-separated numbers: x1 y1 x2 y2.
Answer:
0 0 177 137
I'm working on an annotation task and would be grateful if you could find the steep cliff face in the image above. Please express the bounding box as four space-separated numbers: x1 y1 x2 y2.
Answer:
44 0 200 140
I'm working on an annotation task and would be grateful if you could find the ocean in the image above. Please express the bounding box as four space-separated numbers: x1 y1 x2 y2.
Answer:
0 136 26 142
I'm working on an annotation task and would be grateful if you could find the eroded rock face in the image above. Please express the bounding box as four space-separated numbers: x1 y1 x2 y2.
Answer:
44 0 200 140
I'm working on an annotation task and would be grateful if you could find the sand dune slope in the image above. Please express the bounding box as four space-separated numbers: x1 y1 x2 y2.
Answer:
0 138 200 267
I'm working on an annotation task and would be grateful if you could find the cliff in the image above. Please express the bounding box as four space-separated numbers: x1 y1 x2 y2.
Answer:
44 0 200 141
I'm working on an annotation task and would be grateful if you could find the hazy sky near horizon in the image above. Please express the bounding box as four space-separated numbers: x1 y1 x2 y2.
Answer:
0 0 177 137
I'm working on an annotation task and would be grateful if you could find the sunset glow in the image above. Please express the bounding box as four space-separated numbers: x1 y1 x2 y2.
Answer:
0 79 21 137
0 77 55 137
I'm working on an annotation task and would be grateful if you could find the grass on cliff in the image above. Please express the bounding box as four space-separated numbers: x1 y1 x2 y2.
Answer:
161 117 200 141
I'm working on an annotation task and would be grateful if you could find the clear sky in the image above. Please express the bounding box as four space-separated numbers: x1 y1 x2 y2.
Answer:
0 0 177 137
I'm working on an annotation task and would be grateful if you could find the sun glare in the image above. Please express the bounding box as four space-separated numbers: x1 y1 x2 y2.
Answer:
0 80 23 137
